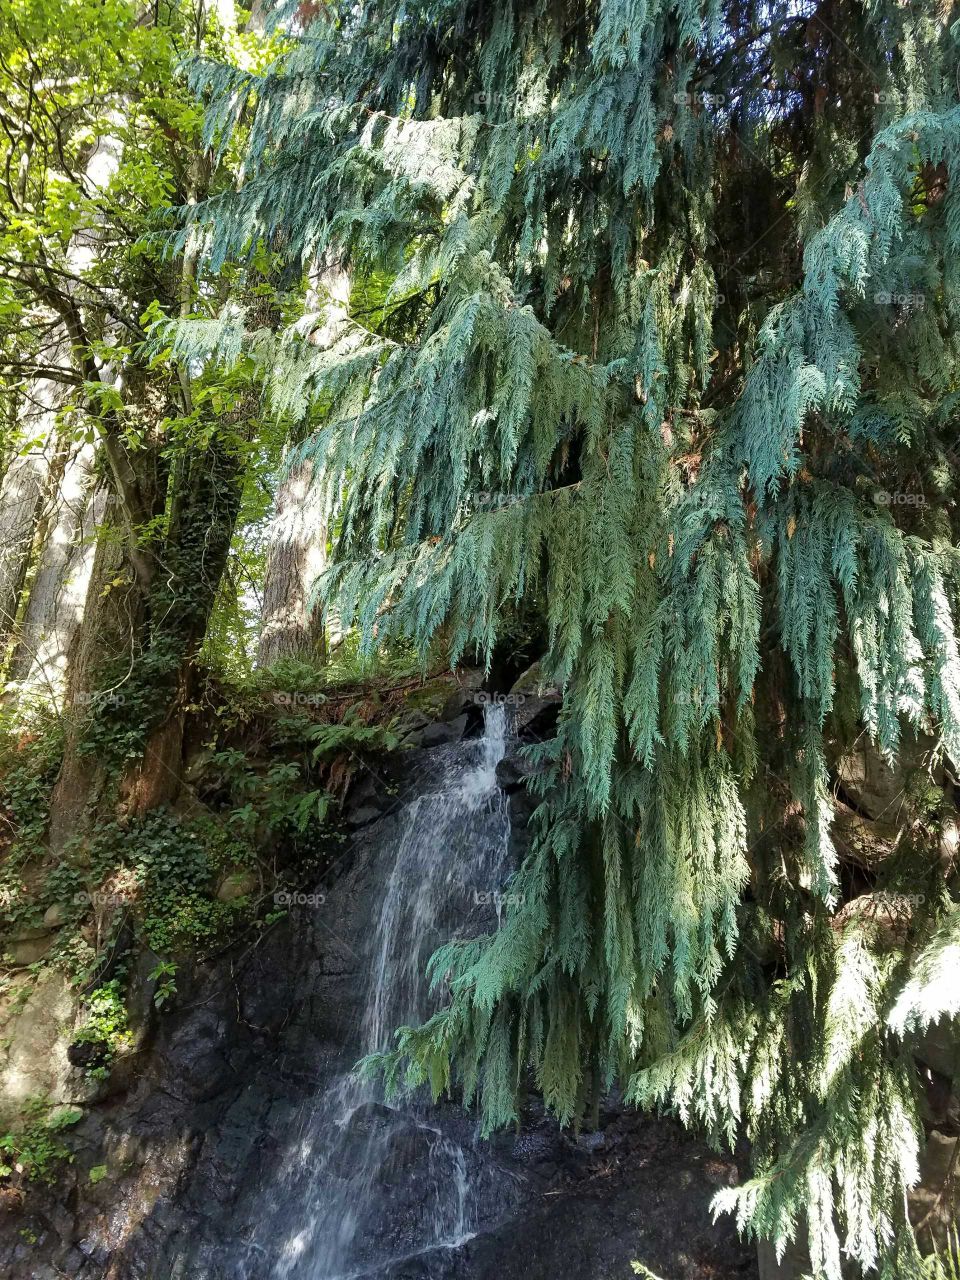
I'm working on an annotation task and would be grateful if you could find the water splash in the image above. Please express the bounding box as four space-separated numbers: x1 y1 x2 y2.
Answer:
241 705 513 1279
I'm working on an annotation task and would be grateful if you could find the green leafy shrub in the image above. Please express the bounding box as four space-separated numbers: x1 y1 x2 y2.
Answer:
0 1096 81 1183
72 980 131 1079
0 706 63 869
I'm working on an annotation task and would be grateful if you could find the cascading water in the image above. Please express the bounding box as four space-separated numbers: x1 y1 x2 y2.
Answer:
240 704 514 1280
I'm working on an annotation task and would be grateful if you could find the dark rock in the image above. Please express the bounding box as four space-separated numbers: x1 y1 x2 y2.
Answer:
66 1038 108 1071
507 661 563 742
394 708 431 744
58 1247 88 1275
912 1129 960 1250
915 1021 960 1081
346 803 383 828
757 1237 811 1280
495 754 538 792
441 687 473 720
420 714 468 747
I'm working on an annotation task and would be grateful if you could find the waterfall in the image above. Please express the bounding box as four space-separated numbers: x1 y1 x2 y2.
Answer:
240 705 513 1279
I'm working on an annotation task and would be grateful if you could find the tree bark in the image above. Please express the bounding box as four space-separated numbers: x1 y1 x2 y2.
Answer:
0 446 50 654
258 454 329 665
0 346 72 655
47 501 138 850
7 439 100 701
118 427 245 815
257 257 349 667
49 422 245 843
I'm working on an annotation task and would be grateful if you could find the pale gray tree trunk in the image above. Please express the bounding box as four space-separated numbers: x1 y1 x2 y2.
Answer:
3 128 125 695
7 441 102 702
47 502 134 850
0 112 126 689
0 352 72 655
257 259 350 666
0 449 49 651
258 455 330 665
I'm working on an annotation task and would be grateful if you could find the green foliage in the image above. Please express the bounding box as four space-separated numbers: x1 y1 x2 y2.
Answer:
0 654 394 980
0 1096 80 1183
888 906 960 1036
923 1234 960 1280
0 708 64 865
304 716 400 761
185 1 960 1275
72 980 130 1079
147 960 177 1010
0 0 279 801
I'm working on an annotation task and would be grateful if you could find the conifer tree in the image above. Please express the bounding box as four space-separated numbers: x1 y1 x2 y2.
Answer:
179 1 960 1273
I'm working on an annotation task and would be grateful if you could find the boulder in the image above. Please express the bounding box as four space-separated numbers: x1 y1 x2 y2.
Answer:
831 804 897 870
393 707 431 745
419 714 468 747
42 903 70 930
837 736 939 823
344 773 390 827
915 1022 960 1084
215 870 258 903
4 934 55 966
756 1236 811 1280
0 971 78 1125
508 661 562 738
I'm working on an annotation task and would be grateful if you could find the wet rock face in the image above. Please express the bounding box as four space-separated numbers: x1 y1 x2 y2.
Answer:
0 728 756 1280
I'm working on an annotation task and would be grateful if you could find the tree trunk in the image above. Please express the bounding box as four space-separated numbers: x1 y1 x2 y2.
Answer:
2 118 123 671
49 425 245 843
7 440 100 701
258 455 329 666
0 448 50 655
0 350 71 654
119 429 245 815
47 502 138 850
257 257 349 667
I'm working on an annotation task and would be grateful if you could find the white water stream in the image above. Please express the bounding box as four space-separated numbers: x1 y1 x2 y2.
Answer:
240 706 512 1279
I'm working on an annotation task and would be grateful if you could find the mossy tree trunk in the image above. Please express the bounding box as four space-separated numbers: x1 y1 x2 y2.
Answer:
48 396 247 847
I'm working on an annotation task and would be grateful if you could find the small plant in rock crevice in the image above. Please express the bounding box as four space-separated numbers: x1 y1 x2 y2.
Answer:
0 1096 82 1184
70 980 131 1079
